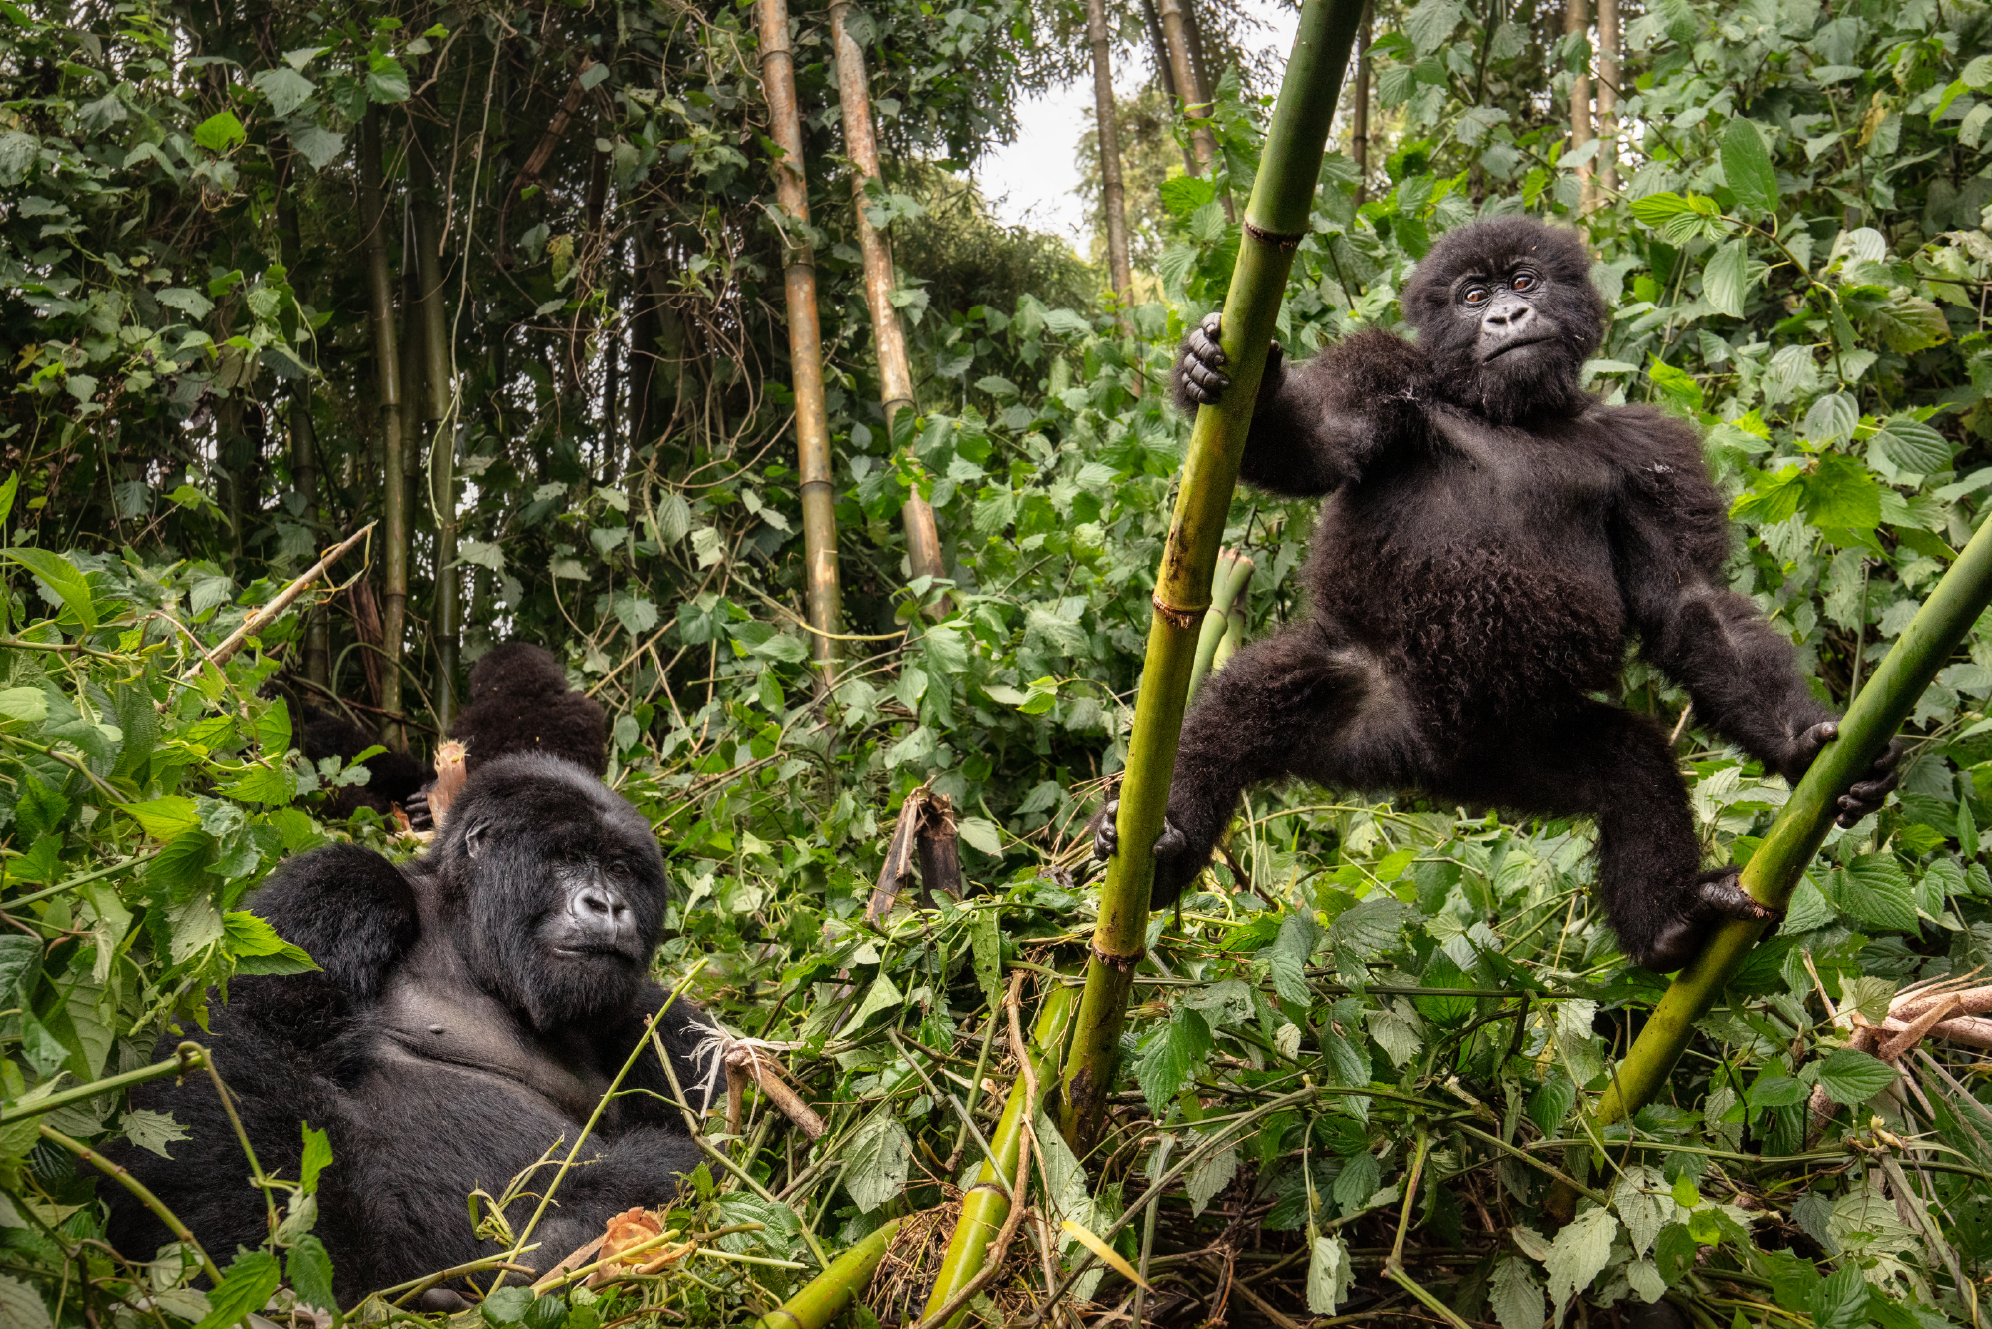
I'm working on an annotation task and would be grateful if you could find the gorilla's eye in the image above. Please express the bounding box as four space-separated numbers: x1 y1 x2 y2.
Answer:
1511 272 1537 292
1462 285 1489 306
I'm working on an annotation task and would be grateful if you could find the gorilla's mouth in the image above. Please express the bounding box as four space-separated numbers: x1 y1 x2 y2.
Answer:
549 944 635 962
1481 334 1557 361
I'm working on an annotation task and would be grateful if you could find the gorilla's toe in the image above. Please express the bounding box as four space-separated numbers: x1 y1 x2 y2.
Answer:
1692 868 1779 923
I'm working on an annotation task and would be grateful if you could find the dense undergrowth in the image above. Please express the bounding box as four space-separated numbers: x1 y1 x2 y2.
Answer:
6 0 1992 1324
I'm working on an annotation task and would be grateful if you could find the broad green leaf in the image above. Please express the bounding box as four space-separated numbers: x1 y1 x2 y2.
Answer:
1490 1256 1545 1329
1133 1007 1211 1113
1404 0 1463 53
286 1235 337 1319
1746 1075 1804 1108
1873 293 1948 353
1545 1207 1618 1321
1721 117 1778 214
300 1122 333 1195
0 1275 52 1329
191 1248 281 1329
119 796 201 839
1833 857 1918 932
366 53 410 102
1331 1149 1380 1214
2 547 97 630
1808 1263 1869 1329
1646 358 1704 413
1703 239 1750 318
843 1114 910 1211
1874 414 1952 473
251 67 316 116
0 686 47 723
1814 1047 1897 1105
1801 454 1882 531
118 1108 189 1159
192 111 247 153
956 816 1001 854
1306 1234 1354 1313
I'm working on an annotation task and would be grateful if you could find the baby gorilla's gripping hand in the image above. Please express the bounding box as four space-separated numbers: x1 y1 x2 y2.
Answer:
1174 312 1282 414
1638 868 1783 972
1086 798 1201 908
1782 722 1903 827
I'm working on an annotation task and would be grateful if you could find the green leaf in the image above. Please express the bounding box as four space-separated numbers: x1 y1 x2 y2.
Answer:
843 1114 911 1211
1545 1207 1618 1321
1874 414 1951 473
1331 1149 1380 1214
1833 856 1918 932
1306 1235 1354 1313
1801 454 1882 531
1404 0 1463 54
1703 240 1750 318
1808 1262 1869 1329
1814 1047 1897 1105
1527 1076 1575 1136
192 1248 281 1329
969 908 1002 1010
0 685 47 723
119 797 202 839
1746 1075 1804 1108
1872 293 1948 353
1134 1007 1212 1113
366 53 410 102
255 699 293 757
156 286 215 319
1490 1256 1545 1329
1646 358 1704 413
300 1122 333 1195
1268 910 1316 1006
286 1234 337 1321
225 912 318 975
956 816 1002 854
2 547 97 630
1158 175 1218 218
1731 464 1804 524
0 1275 53 1329
251 67 316 116
193 111 247 153
1721 117 1778 214
0 471 15 528
482 1287 533 1326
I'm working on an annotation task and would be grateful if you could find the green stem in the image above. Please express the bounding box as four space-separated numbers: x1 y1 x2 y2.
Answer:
1055 0 1369 1157
38 1122 225 1287
752 1217 901 1329
1185 548 1253 702
920 983 1077 1329
1594 506 1992 1129
0 1041 204 1124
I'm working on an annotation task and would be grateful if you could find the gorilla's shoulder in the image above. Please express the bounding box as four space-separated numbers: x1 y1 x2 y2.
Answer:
250 843 420 1002
1596 400 1709 472
1311 329 1432 416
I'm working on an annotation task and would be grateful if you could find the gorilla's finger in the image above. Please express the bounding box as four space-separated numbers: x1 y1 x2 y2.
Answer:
1092 798 1121 861
1187 360 1229 394
1795 720 1838 765
1201 311 1222 337
1870 738 1903 772
1154 816 1186 859
1188 327 1226 367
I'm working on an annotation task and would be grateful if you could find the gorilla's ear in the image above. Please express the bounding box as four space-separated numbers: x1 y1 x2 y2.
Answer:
248 844 420 1002
462 818 491 860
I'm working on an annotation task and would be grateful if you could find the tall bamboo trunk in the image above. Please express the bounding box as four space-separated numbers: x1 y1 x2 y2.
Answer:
411 134 458 729
829 0 944 592
1139 0 1200 177
1596 0 1618 198
1086 0 1135 319
1157 0 1219 176
1352 4 1372 205
359 106 407 749
758 0 841 683
1055 0 1369 1156
1565 0 1595 212
1571 510 1992 1157
278 154 329 690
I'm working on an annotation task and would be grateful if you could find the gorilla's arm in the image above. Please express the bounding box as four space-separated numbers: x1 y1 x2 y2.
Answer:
1176 317 1429 499
1612 405 1899 817
250 844 421 1002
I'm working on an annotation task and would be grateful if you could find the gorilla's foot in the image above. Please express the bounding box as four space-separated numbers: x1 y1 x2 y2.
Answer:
1691 867 1781 924
1634 869 1781 972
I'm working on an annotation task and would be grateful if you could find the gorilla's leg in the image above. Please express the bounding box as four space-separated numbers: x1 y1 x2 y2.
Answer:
1097 625 1429 907
1458 702 1774 971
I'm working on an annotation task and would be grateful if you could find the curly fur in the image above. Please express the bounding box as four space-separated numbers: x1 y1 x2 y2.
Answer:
108 754 714 1302
1143 217 1883 970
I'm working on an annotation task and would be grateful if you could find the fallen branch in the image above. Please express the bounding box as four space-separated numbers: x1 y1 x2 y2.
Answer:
190 523 375 679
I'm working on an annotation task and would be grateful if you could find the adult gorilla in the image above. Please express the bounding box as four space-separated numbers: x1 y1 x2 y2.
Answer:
110 754 717 1305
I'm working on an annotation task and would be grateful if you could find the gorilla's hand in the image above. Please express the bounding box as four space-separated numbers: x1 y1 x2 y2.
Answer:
1637 868 1783 972
404 784 433 832
1177 313 1230 407
1784 722 1902 827
1086 798 1199 906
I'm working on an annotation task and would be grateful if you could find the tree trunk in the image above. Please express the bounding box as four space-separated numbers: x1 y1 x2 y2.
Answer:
1352 3 1372 204
1054 0 1369 1156
411 132 457 730
1565 0 1594 212
829 0 944 595
1139 0 1200 177
1596 0 1618 198
359 105 407 749
1086 0 1135 319
758 0 841 684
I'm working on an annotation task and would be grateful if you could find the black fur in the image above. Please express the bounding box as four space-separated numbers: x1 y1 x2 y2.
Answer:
1122 217 1899 972
109 754 716 1303
295 701 428 818
452 643 608 777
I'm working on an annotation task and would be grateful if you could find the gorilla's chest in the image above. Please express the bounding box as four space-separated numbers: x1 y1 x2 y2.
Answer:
373 974 609 1121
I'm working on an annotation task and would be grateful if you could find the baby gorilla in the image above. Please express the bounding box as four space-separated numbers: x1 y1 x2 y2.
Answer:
1098 217 1899 971
110 753 717 1305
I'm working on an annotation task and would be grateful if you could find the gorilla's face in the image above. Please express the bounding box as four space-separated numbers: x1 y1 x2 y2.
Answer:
438 753 669 1031
1403 217 1606 425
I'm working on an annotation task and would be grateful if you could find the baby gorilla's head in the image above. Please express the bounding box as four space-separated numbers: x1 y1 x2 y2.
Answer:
1402 217 1606 424
432 751 668 1031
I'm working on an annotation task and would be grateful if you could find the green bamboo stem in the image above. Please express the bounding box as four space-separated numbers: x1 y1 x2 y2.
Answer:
1593 511 1992 1128
1186 548 1252 702
752 1217 900 1329
1054 0 1368 1157
358 105 406 749
921 983 1078 1329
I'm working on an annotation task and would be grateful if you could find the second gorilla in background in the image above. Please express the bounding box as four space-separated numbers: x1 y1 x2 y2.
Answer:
111 753 716 1304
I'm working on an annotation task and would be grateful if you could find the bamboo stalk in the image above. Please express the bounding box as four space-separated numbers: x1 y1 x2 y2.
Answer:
1157 0 1218 175
1055 0 1368 1157
1086 0 1135 318
1351 3 1372 205
1595 0 1618 197
827 2 945 594
752 1217 900 1329
1186 548 1252 702
359 106 407 750
758 0 842 683
920 981 1077 1329
1565 0 1595 213
1589 511 1992 1130
277 157 330 690
410 133 458 728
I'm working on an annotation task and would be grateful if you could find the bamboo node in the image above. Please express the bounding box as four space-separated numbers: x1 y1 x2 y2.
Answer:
1242 218 1307 251
1091 943 1143 972
1151 593 1207 630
